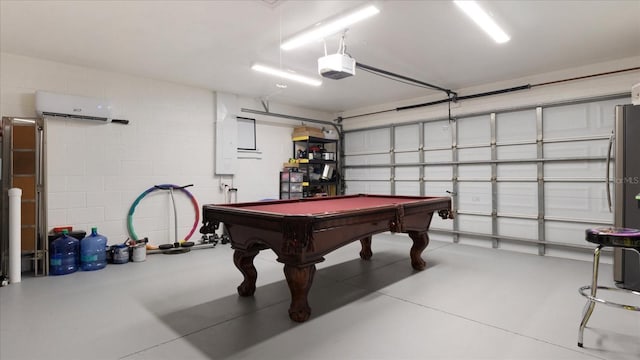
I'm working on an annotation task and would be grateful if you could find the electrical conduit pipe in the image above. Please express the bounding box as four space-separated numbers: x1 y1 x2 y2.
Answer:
8 188 22 284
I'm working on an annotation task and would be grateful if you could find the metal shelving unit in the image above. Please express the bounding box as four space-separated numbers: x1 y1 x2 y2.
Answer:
292 136 339 197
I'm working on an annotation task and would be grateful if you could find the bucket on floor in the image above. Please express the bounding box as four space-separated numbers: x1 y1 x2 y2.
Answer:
131 243 146 262
109 244 129 264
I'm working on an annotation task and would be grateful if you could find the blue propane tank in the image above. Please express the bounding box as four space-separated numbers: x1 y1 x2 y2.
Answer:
50 229 79 275
80 227 108 271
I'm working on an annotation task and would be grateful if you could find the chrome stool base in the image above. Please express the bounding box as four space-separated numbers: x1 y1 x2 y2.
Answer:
578 234 640 348
578 285 640 311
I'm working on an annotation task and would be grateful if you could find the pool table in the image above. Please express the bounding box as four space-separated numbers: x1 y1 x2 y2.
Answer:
201 194 453 322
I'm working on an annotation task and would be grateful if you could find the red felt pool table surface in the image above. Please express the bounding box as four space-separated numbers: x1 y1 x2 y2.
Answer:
230 195 434 215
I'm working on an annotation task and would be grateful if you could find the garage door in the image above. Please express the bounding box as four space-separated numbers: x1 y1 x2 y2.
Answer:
343 96 628 259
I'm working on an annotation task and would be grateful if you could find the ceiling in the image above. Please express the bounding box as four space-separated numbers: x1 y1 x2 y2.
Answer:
1 0 639 114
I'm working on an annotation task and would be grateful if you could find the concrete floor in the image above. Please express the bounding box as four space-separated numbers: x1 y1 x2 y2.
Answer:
1 234 638 360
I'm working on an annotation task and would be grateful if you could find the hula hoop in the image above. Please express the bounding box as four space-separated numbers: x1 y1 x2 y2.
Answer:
127 184 200 242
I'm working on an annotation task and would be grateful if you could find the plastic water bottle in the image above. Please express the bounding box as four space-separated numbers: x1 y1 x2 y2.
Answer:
50 229 79 275
80 227 107 271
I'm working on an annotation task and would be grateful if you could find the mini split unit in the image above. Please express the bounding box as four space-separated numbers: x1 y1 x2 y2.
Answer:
35 90 113 122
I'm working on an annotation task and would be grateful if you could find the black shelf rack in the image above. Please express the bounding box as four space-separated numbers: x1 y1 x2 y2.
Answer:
292 135 339 197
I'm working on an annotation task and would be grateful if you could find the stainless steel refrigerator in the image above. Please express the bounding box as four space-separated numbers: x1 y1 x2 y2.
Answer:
611 104 640 291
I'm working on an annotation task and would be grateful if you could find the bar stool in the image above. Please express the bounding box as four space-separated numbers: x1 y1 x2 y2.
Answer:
578 227 640 347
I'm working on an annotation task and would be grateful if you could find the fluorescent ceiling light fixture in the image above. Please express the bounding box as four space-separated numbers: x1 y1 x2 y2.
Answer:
12 118 37 124
281 4 380 50
454 0 510 44
251 63 322 86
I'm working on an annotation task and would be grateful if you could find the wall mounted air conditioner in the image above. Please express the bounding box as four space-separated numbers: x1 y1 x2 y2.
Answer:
35 90 112 122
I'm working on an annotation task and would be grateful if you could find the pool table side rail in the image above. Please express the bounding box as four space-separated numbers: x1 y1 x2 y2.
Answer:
202 194 447 212
201 196 452 265
201 196 451 234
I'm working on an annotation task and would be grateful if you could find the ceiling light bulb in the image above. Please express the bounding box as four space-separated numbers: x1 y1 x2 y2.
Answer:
251 63 322 86
281 4 380 50
454 0 510 44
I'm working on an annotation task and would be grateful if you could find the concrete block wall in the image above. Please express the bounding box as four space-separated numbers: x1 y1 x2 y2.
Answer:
0 52 332 246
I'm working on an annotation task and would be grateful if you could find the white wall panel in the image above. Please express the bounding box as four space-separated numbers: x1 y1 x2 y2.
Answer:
544 139 609 158
497 144 536 159
395 124 420 151
424 120 452 149
344 181 390 195
367 182 391 194
458 214 492 248
344 131 366 153
424 181 453 195
496 144 538 179
545 161 607 180
497 164 537 179
395 152 419 164
458 148 490 179
344 181 365 195
458 214 492 233
497 218 538 240
344 153 390 166
542 98 619 139
344 167 391 181
458 182 491 213
544 182 612 222
497 182 538 216
424 149 452 162
345 128 390 154
395 182 420 196
458 115 490 146
544 140 608 179
497 217 539 255
545 220 591 247
367 128 391 151
458 165 491 179
459 147 491 161
496 109 537 142
395 166 420 180
424 165 452 180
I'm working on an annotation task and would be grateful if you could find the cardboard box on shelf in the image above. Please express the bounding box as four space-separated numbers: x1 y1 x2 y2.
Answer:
292 126 324 139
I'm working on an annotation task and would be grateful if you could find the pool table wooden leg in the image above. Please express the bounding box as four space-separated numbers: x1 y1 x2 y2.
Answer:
408 231 429 270
233 249 259 296
284 264 316 322
359 236 373 260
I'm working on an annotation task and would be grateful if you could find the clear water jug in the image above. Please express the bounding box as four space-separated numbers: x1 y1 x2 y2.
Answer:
50 229 79 275
80 227 107 271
